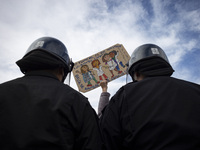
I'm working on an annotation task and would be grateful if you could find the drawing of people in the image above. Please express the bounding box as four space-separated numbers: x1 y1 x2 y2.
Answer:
109 50 125 69
102 53 118 78
76 65 99 87
91 59 108 81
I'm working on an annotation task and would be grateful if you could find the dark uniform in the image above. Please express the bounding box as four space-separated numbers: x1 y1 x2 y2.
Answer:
0 71 103 150
100 76 200 150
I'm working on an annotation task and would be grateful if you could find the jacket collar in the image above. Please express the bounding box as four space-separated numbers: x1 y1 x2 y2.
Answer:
25 70 60 81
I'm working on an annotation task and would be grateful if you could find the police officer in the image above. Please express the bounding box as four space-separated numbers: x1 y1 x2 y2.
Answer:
99 44 200 150
0 37 103 150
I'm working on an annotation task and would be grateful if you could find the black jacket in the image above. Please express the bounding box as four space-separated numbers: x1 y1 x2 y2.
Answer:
0 71 103 150
100 76 200 150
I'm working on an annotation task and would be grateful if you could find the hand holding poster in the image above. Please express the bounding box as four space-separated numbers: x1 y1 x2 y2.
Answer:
72 44 130 93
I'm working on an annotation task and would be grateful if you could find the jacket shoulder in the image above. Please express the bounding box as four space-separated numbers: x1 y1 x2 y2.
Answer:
61 83 89 103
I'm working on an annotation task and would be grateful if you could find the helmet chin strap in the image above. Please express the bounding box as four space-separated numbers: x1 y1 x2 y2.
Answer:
126 69 129 84
126 73 131 84
68 72 72 85
62 73 67 83
63 59 74 85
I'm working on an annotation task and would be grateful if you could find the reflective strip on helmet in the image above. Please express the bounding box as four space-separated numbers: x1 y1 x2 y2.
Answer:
151 48 160 55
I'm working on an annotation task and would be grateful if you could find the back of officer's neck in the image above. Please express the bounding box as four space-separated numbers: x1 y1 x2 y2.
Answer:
26 68 64 82
134 72 145 81
47 68 64 82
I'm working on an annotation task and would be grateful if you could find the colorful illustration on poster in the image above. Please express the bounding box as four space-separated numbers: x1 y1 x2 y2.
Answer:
72 44 130 93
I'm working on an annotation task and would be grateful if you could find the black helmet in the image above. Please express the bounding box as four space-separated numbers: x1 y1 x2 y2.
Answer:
25 37 71 70
127 44 170 73
16 37 74 82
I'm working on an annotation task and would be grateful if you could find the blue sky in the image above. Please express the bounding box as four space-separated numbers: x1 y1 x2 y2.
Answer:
0 0 200 111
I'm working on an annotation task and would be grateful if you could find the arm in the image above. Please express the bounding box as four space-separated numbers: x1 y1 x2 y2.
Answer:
98 80 110 117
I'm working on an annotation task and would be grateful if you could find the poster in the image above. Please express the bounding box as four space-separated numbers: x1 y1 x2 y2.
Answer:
72 44 130 93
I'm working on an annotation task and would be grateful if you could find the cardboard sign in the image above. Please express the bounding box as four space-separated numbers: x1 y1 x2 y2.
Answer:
72 44 130 93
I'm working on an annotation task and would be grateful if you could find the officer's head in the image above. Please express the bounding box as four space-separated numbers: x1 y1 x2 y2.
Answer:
127 44 174 81
16 37 74 82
